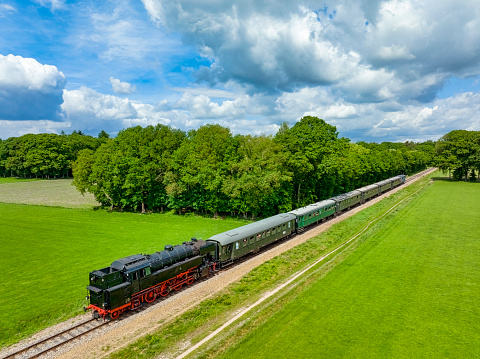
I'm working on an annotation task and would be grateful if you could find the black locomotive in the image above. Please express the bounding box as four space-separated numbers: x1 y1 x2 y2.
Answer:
86 239 215 319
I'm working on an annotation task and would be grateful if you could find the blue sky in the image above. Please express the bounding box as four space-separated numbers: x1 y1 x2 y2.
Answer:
1 0 480 142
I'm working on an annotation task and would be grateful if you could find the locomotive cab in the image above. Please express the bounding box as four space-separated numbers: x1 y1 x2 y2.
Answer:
86 266 123 315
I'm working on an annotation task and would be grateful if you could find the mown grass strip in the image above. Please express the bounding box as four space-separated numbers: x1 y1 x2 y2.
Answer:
0 178 42 184
109 175 433 359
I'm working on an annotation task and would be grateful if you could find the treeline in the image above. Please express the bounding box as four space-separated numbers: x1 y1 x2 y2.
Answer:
435 130 480 181
0 131 109 178
70 116 434 217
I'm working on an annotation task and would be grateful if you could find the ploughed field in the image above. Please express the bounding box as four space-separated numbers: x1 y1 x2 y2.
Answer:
0 179 247 347
214 179 480 358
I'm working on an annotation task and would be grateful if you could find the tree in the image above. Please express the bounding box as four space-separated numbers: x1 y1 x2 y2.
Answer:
72 125 185 212
98 130 110 139
436 130 480 181
223 135 292 218
165 124 234 217
275 116 340 207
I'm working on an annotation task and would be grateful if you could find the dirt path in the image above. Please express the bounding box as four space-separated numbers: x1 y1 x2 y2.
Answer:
50 168 436 359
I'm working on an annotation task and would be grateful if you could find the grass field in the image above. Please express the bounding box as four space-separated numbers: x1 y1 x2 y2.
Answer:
0 200 247 347
0 178 99 208
212 179 480 358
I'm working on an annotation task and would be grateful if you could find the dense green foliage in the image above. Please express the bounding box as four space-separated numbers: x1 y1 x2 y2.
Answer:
71 118 434 216
0 200 246 347
0 131 105 178
73 125 185 212
435 129 480 180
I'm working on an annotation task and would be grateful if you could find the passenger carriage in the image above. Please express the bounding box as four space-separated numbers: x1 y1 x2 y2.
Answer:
206 213 296 268
329 190 362 212
288 199 336 231
356 184 379 203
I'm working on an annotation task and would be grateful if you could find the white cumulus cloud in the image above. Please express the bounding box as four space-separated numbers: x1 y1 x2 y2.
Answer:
109 77 136 95
0 54 65 123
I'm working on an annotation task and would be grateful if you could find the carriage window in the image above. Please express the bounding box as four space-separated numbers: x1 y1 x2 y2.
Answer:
243 238 248 247
250 236 254 244
277 226 281 232
257 233 261 241
272 227 276 234
235 242 240 250
262 232 266 238
288 222 291 228
132 272 138 281
140 269 146 278
266 230 271 237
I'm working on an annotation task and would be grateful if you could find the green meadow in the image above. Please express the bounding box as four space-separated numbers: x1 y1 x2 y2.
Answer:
0 180 247 347
215 179 480 358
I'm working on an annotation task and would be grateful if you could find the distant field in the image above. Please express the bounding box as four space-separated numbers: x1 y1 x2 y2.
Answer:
0 178 41 184
0 202 247 347
217 180 480 358
0 178 99 208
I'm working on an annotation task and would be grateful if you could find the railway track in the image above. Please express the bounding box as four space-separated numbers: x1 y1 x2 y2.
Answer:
1 168 435 359
405 167 435 183
1 319 109 359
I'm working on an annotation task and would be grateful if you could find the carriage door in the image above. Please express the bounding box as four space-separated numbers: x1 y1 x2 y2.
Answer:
226 244 233 259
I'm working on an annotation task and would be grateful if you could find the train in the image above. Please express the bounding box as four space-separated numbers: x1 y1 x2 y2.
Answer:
85 174 406 319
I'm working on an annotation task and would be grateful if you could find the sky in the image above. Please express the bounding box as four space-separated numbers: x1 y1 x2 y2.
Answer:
1 0 480 142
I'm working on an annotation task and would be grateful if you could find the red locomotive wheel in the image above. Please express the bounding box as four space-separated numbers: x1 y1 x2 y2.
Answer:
110 310 120 320
187 277 194 285
145 290 157 303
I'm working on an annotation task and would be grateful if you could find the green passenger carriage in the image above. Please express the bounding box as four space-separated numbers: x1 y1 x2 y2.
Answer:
206 213 296 267
330 190 362 212
357 184 379 203
376 179 393 192
288 199 336 231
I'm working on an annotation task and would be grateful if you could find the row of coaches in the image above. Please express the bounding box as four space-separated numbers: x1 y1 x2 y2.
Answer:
206 174 406 265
